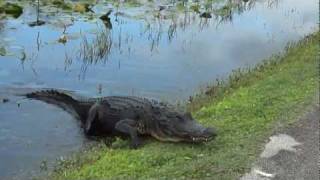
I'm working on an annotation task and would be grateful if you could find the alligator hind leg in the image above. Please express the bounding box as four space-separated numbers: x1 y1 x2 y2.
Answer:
115 119 142 149
84 102 100 135
85 100 112 135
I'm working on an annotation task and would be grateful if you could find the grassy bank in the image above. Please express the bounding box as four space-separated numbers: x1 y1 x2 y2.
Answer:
51 32 318 180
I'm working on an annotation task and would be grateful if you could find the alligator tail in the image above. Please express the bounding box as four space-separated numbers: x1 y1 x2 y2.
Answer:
25 90 88 121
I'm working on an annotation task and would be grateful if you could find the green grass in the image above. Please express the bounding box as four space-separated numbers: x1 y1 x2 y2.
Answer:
51 32 319 180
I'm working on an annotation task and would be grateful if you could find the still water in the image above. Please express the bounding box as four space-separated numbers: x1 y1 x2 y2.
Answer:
0 0 317 178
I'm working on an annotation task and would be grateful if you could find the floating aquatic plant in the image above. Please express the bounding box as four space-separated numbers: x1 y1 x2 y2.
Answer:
0 2 23 18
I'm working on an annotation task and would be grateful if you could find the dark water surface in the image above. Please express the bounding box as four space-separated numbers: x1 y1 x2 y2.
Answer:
0 0 317 178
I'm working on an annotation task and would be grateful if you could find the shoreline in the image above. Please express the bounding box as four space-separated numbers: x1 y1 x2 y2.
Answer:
49 31 319 179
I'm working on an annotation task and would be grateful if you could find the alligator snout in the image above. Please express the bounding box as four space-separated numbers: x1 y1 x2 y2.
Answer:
188 127 217 143
203 127 217 139
204 127 217 136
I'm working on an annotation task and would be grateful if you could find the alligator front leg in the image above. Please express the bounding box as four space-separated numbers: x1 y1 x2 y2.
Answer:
115 119 142 149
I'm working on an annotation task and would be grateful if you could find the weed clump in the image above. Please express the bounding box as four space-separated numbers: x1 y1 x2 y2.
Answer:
0 3 23 18
52 0 73 10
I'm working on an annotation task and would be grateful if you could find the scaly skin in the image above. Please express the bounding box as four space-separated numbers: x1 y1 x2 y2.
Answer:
26 90 217 148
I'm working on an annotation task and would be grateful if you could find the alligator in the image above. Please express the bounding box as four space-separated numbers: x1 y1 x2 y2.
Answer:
25 90 217 148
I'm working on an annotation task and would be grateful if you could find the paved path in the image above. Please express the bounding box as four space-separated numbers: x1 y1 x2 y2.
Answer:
241 105 319 180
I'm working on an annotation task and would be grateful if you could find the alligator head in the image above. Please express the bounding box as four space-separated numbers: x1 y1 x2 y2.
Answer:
151 111 217 143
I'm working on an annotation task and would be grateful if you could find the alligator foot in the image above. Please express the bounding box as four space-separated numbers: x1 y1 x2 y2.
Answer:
115 119 142 149
130 138 143 149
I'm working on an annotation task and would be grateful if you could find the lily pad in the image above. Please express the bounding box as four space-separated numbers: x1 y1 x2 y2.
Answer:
0 46 6 56
52 0 73 10
73 3 93 13
58 35 67 44
0 3 23 18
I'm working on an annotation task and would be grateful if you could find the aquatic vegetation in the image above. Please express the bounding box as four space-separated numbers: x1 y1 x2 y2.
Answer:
0 2 23 18
123 0 143 7
0 46 6 56
200 12 212 18
58 34 68 44
190 4 200 13
28 20 46 27
100 10 113 29
176 1 186 12
52 0 73 10
73 3 93 13
0 34 26 59
215 4 233 16
78 28 112 65
28 2 45 27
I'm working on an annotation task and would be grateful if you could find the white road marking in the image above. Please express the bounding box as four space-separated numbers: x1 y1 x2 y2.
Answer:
254 169 275 178
260 134 301 158
240 134 302 180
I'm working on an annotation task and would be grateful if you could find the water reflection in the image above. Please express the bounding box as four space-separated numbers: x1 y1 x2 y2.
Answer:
10 0 311 81
3 0 272 70
0 0 314 78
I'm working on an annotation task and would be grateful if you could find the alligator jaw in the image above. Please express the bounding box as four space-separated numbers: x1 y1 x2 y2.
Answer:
191 137 210 143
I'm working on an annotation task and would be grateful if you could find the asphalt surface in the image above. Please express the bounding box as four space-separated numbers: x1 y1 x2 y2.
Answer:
241 105 319 180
